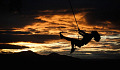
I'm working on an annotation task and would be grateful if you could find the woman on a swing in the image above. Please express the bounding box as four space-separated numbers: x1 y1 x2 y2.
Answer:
60 28 101 54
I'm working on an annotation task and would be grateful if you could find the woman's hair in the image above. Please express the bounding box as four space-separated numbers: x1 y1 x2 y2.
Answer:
91 31 101 42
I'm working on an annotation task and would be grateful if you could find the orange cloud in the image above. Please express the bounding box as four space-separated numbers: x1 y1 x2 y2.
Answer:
13 10 120 36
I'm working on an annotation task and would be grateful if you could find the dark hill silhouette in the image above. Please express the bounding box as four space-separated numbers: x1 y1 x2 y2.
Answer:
0 51 81 65
0 50 120 67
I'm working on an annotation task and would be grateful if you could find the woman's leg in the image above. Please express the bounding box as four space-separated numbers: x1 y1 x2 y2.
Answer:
70 41 76 54
60 32 77 53
60 32 74 41
71 41 74 49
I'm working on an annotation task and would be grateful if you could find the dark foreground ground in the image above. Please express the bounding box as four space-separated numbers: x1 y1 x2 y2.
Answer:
0 51 120 68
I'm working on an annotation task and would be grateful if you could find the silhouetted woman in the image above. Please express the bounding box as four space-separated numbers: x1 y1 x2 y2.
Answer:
60 28 101 53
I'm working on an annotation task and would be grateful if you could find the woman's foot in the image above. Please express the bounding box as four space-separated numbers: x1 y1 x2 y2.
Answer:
60 32 64 39
70 48 76 54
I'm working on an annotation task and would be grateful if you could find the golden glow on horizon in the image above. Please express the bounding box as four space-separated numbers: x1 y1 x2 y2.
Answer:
0 41 120 54
6 41 70 52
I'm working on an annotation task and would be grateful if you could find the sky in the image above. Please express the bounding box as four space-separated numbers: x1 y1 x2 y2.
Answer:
0 0 120 59
1 0 120 29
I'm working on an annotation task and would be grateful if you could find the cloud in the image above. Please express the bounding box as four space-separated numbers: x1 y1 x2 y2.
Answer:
101 44 120 49
27 28 41 33
0 44 28 49
110 45 120 49
0 13 35 28
0 34 60 43
85 10 120 27
0 28 15 31
83 0 120 29
47 46 61 49
0 31 31 35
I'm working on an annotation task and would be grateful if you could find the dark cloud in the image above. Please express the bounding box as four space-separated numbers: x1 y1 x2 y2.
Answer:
0 28 15 31
82 0 120 29
0 14 35 28
3 0 119 12
27 28 40 33
0 31 31 35
0 34 60 43
111 45 120 49
47 46 61 49
85 9 120 27
34 19 47 23
0 44 28 49
102 44 120 49
45 26 66 29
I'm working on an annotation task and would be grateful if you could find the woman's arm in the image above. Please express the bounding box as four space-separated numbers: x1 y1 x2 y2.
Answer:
78 28 86 36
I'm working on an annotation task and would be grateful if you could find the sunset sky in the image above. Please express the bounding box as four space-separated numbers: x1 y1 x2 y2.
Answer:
0 0 120 59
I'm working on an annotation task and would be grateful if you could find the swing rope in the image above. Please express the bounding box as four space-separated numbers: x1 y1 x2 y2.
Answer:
68 0 79 39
